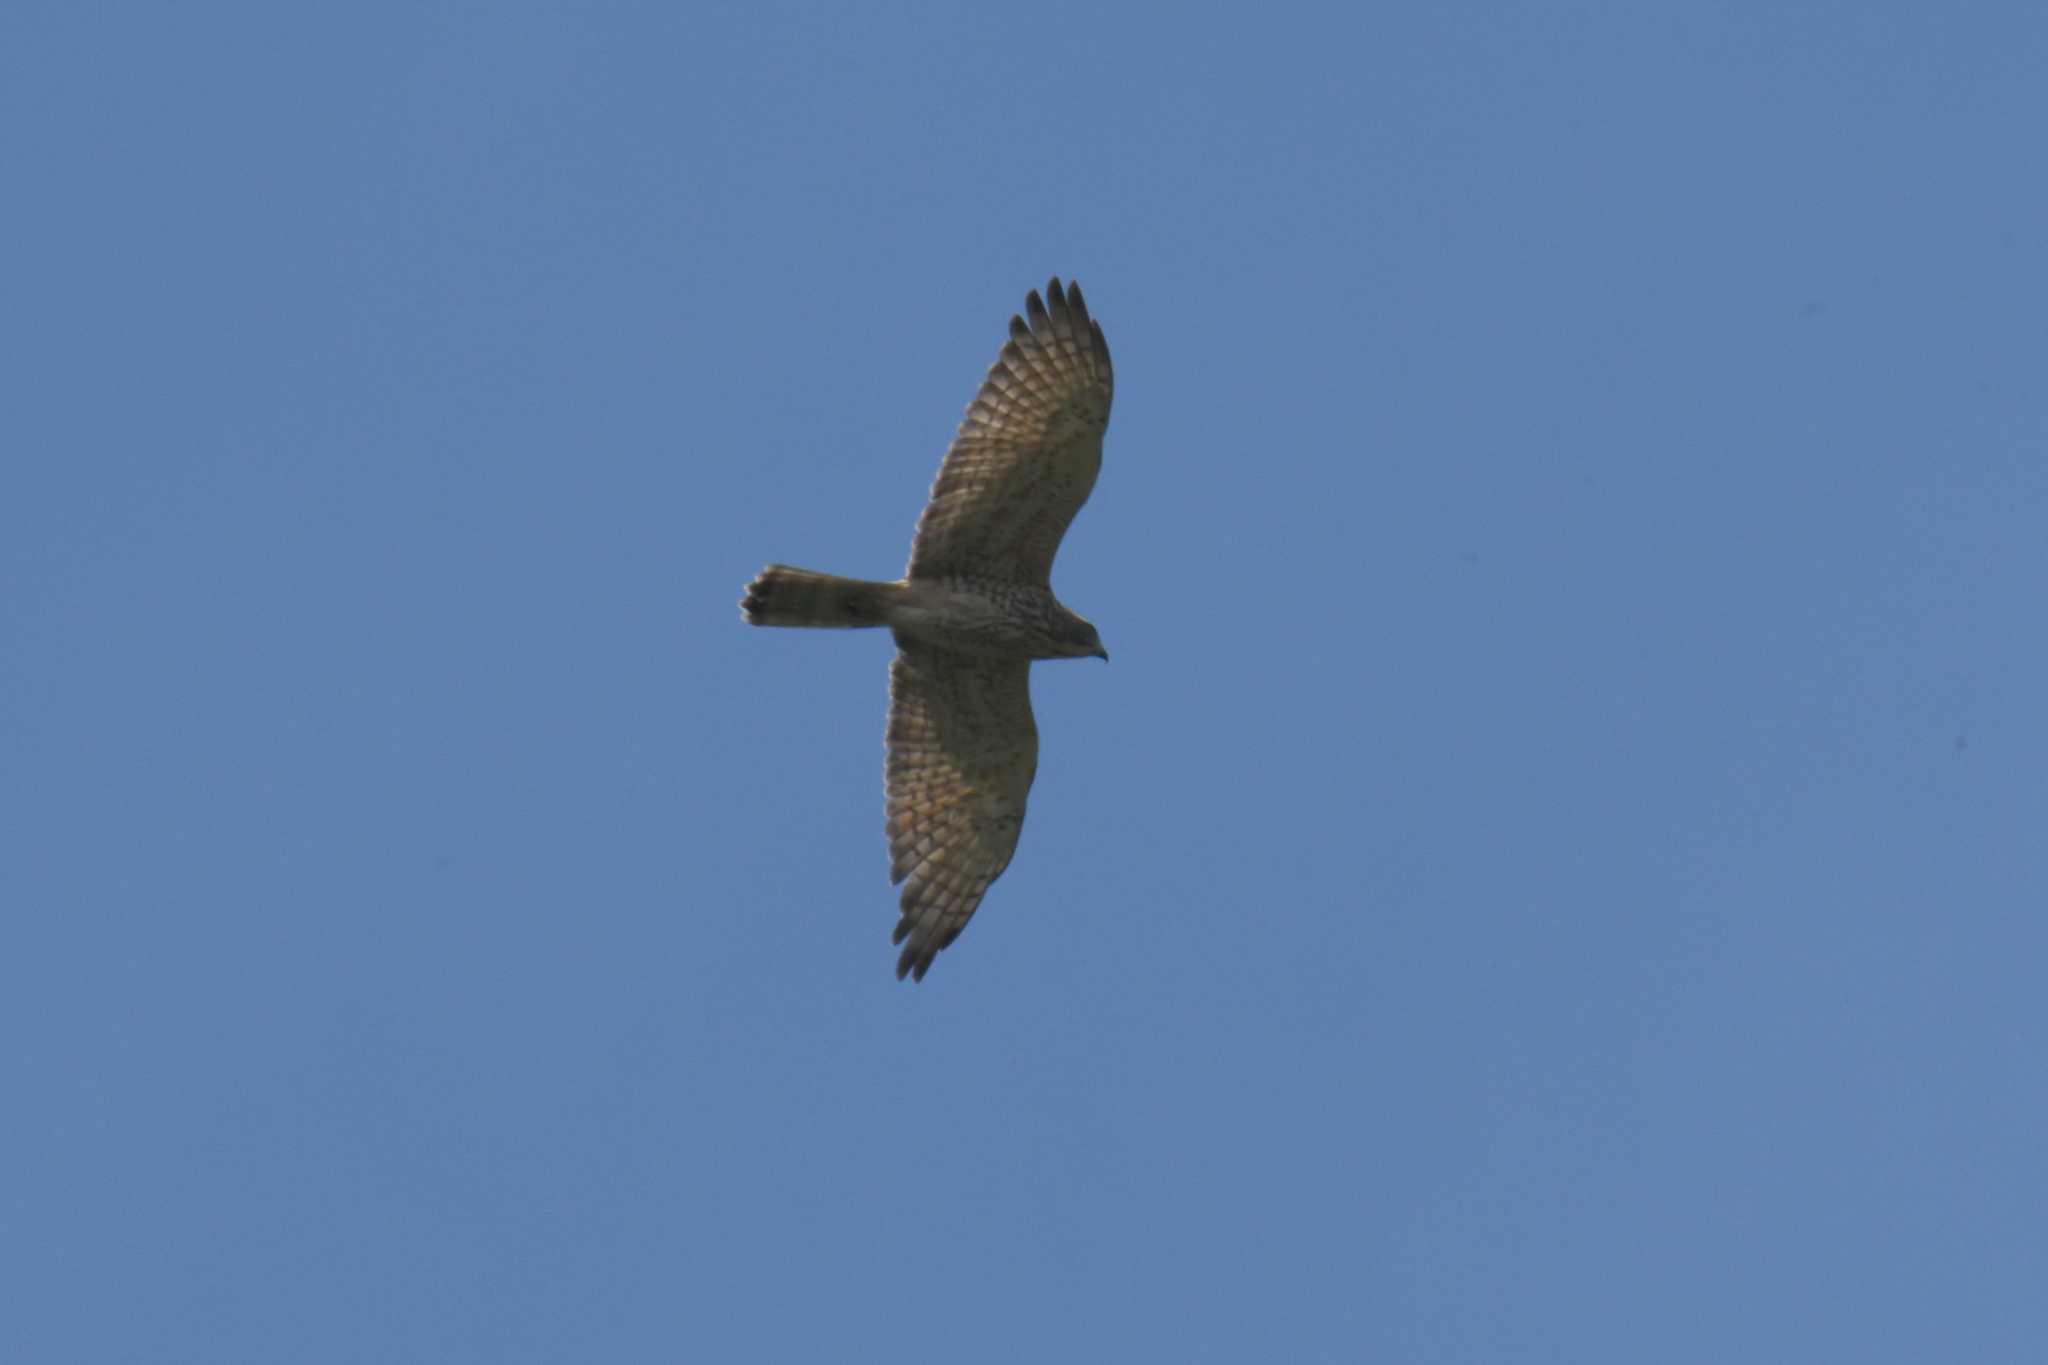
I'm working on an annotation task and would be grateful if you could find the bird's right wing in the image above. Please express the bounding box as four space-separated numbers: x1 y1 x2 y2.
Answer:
883 645 1038 981
905 278 1113 587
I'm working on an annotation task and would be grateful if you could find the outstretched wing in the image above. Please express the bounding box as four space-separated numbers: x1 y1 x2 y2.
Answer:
884 644 1038 981
906 278 1114 586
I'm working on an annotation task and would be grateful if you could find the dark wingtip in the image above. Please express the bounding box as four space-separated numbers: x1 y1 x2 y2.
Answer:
1064 279 1088 327
892 916 937 981
895 941 933 982
1018 278 1094 344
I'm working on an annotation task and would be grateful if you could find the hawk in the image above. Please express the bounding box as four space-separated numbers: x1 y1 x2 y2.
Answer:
741 278 1113 981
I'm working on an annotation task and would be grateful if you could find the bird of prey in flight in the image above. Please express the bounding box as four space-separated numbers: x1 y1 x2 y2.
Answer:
741 278 1113 980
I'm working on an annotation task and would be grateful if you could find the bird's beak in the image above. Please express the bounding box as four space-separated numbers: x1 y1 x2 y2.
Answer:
1094 647 1110 662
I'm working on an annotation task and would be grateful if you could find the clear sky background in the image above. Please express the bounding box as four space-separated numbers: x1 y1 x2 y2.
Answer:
5 4 2044 1361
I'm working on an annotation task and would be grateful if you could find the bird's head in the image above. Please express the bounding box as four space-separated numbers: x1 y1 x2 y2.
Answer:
1051 609 1109 662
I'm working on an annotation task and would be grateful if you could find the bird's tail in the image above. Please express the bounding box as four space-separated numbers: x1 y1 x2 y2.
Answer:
740 565 904 629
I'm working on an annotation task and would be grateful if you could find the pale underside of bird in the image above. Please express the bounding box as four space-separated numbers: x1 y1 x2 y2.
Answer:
740 278 1114 980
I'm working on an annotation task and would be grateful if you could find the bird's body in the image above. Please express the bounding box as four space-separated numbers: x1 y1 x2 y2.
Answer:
740 278 1113 980
745 570 1095 660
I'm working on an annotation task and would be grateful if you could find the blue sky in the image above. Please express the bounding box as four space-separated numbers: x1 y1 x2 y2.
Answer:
5 3 2045 1360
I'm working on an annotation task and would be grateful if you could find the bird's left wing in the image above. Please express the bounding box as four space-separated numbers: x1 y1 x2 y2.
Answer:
884 645 1038 980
